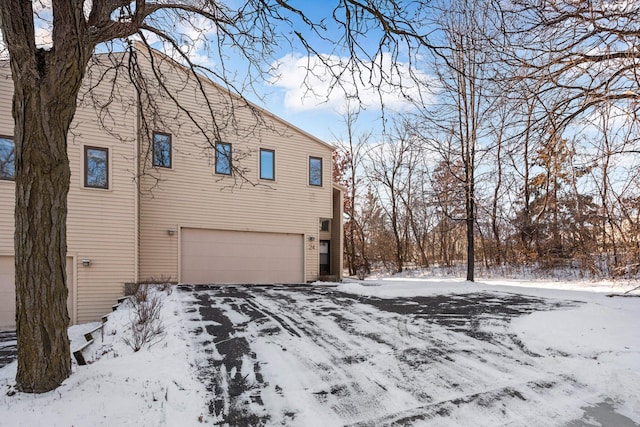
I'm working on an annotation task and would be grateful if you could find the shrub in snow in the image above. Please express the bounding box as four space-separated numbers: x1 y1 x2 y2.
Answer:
124 277 175 297
122 285 167 352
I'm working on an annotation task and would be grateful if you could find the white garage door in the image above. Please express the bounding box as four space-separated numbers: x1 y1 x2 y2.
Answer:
0 256 15 330
181 228 304 284
0 256 74 330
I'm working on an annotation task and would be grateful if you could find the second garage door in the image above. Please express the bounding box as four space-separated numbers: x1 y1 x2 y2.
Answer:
0 256 15 330
181 228 304 284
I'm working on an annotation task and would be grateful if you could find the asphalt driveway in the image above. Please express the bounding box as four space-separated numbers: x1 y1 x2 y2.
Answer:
177 284 638 426
0 331 16 370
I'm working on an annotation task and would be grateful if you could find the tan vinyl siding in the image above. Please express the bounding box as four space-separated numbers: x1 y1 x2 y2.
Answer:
0 60 138 324
67 58 138 322
0 66 15 329
135 49 334 283
0 65 15 257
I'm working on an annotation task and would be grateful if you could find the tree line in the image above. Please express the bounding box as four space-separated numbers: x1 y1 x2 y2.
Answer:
335 0 640 280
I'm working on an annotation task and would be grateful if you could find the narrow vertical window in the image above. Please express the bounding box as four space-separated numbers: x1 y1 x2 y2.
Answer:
84 146 109 189
309 156 322 186
260 149 275 180
153 132 172 168
215 142 232 175
0 137 15 181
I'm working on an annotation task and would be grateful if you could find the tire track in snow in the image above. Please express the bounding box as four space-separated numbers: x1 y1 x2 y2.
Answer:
180 285 583 426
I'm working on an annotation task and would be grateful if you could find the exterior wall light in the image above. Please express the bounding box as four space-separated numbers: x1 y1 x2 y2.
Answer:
308 236 316 241
81 259 92 267
167 228 176 236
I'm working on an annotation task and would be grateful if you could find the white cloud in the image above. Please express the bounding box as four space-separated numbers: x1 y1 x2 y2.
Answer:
138 16 220 70
582 101 638 134
34 26 53 48
269 52 436 114
0 3 52 51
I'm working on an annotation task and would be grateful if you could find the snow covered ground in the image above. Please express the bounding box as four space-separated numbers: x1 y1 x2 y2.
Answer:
0 277 638 426
0 289 209 426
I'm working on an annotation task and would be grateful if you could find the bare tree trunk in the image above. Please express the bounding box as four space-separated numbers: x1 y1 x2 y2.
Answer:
14 91 72 391
491 110 506 265
466 169 475 281
1 0 92 392
520 103 534 254
389 192 405 273
596 111 620 274
366 128 412 274
407 207 430 268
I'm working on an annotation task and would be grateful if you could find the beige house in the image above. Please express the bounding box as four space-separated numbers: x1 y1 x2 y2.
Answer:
0 46 343 329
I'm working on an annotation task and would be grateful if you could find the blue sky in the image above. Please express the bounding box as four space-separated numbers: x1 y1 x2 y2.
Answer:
0 2 435 144
215 1 436 144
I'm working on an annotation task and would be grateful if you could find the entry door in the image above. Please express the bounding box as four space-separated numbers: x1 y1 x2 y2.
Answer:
319 240 330 275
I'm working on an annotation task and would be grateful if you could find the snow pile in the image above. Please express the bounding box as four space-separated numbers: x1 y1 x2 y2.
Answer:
0 288 207 427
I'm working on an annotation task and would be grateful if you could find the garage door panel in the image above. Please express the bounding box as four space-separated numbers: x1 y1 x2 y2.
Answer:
181 229 304 284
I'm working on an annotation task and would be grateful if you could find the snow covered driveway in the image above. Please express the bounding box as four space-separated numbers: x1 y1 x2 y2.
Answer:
178 281 640 426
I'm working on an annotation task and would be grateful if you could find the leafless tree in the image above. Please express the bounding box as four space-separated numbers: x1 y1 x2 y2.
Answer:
413 0 502 281
429 158 466 267
580 102 640 275
507 86 544 262
504 0 640 131
473 98 512 267
333 109 373 276
366 122 418 273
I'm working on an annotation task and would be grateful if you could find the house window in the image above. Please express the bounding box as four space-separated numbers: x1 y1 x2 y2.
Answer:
320 219 330 232
309 156 322 186
260 149 275 180
215 142 232 175
153 132 172 168
84 146 108 189
0 137 15 180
